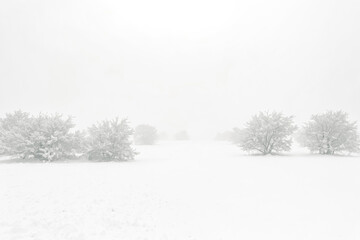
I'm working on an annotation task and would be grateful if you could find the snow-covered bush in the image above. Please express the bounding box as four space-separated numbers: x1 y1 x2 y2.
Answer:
234 112 297 155
87 118 136 161
134 124 158 145
0 111 83 161
298 111 359 155
0 111 30 155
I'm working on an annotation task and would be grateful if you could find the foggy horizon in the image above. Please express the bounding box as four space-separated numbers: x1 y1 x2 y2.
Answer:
1 0 359 139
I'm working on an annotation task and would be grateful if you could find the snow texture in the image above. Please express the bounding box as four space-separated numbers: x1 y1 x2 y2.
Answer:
0 141 360 240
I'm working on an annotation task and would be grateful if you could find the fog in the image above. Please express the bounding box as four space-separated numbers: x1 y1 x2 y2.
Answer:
1 0 359 139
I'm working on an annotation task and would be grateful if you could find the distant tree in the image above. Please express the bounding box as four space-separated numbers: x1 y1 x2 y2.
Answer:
234 112 297 155
298 111 360 155
134 124 158 145
231 127 247 144
214 131 234 141
0 111 83 161
174 130 189 140
157 131 169 140
87 118 136 161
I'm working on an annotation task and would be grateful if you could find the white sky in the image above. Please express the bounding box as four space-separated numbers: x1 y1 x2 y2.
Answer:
0 0 359 139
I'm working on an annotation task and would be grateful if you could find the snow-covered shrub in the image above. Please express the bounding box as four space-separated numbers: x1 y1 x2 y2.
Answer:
0 111 83 161
87 118 136 161
234 111 297 155
134 124 158 145
298 111 359 155
0 111 29 156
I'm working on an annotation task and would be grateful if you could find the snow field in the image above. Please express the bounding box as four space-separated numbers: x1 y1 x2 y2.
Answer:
0 141 360 240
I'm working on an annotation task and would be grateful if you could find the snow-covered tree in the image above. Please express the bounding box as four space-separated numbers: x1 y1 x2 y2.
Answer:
215 131 234 141
298 111 359 155
87 118 136 161
0 111 83 161
234 112 297 155
134 124 158 145
0 110 31 155
231 127 247 144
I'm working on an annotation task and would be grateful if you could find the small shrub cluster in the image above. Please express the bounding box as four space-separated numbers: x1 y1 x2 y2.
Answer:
232 111 360 155
0 111 137 162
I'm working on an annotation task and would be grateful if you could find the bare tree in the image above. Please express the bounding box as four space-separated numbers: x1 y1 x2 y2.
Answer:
298 111 359 155
234 112 297 155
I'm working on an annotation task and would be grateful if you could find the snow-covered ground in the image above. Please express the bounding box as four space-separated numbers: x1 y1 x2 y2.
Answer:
0 141 360 240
